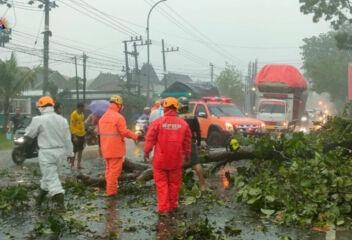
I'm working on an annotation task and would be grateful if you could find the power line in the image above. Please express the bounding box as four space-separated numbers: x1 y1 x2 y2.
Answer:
144 0 242 66
56 0 139 37
162 1 242 64
75 0 140 36
11 30 125 64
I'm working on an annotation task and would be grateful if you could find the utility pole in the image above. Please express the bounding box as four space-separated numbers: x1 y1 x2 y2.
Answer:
74 56 79 104
210 63 214 83
34 0 57 95
133 42 140 95
83 53 87 104
123 40 131 93
43 0 50 96
161 39 179 90
0 29 11 47
123 36 146 95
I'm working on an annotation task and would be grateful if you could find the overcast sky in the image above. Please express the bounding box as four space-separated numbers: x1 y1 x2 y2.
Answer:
0 0 330 82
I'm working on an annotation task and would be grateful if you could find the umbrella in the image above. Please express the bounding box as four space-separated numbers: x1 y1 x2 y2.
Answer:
89 100 110 116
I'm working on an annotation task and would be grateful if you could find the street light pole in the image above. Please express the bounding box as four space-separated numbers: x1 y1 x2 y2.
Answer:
146 0 167 101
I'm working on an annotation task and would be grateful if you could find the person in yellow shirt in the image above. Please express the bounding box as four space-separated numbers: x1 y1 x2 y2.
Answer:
70 103 86 170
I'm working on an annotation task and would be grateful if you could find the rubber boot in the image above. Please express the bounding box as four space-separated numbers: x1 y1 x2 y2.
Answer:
52 193 66 213
36 189 48 207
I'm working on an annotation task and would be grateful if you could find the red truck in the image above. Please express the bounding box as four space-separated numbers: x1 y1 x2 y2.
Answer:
255 65 308 131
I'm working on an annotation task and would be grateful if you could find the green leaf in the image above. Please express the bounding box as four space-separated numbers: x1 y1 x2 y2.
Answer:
247 196 260 204
190 184 201 199
336 220 344 226
280 237 292 240
248 187 261 196
260 208 275 216
183 196 196 205
265 195 275 202
345 194 352 201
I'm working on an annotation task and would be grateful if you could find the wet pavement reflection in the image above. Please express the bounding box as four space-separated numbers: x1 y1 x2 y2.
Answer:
2 141 352 239
104 197 119 239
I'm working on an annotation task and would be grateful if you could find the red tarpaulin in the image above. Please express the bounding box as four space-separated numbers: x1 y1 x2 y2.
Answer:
349 63 352 100
255 65 307 89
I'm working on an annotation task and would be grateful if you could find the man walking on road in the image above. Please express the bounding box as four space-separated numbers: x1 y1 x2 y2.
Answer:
8 107 31 134
25 96 74 212
70 103 85 170
99 95 138 197
144 97 192 215
178 97 207 190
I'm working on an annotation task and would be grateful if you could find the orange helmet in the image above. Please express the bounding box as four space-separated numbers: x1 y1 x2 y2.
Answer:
110 95 123 105
37 96 55 108
163 97 178 109
155 100 160 107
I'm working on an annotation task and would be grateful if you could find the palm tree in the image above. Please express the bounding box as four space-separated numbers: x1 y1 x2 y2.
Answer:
0 53 35 132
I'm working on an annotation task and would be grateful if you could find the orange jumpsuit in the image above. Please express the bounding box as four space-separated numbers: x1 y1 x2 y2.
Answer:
145 108 192 212
99 103 138 196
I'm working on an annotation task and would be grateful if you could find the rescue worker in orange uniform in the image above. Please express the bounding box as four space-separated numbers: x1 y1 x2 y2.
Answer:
144 97 192 215
151 100 160 112
99 95 138 197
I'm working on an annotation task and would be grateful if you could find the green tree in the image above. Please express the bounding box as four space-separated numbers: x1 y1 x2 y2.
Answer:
301 31 352 110
67 77 83 90
216 64 245 109
0 53 34 132
299 0 352 49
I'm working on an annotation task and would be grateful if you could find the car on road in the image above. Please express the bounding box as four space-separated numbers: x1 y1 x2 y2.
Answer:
189 97 265 147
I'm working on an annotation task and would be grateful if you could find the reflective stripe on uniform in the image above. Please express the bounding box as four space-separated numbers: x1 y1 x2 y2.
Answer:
100 133 121 136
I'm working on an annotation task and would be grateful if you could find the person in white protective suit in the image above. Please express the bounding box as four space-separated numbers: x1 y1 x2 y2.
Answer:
25 96 74 211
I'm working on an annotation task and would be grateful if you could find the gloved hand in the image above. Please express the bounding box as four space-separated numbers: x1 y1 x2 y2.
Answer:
133 133 139 142
144 153 149 163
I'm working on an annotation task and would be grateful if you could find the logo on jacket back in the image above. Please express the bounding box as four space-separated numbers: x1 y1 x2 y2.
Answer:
162 123 181 130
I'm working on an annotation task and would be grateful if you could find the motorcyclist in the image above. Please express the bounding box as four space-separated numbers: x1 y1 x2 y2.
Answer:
149 99 164 124
144 97 192 215
25 96 74 212
137 107 151 134
178 97 207 190
139 107 151 121
151 100 160 112
99 95 139 197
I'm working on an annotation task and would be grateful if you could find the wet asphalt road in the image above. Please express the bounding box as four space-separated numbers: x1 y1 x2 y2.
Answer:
1 140 351 239
0 139 143 170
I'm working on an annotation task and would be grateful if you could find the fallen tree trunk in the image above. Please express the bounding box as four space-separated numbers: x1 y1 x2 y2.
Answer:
123 158 150 172
77 171 141 188
136 168 153 184
76 146 257 187
202 146 255 163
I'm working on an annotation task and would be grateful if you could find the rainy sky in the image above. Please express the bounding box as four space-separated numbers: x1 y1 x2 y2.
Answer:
0 0 330 82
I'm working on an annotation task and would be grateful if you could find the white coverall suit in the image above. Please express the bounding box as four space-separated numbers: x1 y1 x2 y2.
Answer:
25 106 73 197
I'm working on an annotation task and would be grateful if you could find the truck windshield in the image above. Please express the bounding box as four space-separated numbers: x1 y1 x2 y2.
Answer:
259 104 285 114
208 104 244 117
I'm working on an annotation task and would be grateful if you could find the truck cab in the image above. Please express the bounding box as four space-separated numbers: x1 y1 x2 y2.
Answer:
256 94 294 131
254 65 308 132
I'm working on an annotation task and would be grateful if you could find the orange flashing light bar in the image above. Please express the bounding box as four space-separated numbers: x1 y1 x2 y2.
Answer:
202 97 232 103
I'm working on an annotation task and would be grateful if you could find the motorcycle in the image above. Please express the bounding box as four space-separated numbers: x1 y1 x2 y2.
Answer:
134 119 149 142
12 128 38 165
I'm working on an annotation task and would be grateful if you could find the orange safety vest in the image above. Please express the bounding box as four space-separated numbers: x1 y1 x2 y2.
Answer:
99 103 136 158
